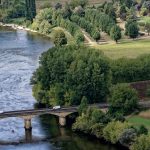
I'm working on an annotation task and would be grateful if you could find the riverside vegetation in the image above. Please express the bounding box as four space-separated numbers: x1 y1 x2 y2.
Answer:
1 0 150 149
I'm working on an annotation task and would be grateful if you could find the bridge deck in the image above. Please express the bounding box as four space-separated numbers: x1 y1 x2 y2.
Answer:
0 104 109 119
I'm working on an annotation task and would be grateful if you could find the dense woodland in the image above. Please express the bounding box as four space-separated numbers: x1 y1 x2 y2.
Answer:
30 1 150 149
0 0 36 22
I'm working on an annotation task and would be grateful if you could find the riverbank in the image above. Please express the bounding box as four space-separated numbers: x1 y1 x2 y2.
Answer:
0 22 37 33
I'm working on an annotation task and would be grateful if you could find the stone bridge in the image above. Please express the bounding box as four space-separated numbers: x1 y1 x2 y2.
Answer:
0 104 109 128
0 101 148 142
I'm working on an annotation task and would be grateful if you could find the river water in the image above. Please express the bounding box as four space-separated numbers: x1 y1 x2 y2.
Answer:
0 27 125 150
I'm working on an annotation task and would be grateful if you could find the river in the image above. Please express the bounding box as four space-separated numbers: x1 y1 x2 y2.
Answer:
0 26 126 150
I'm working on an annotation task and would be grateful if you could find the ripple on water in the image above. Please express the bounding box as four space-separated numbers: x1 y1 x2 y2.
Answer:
0 29 52 144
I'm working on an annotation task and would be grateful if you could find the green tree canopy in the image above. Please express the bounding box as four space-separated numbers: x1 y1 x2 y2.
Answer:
125 20 139 39
110 25 122 43
108 83 138 115
32 45 111 106
52 29 67 46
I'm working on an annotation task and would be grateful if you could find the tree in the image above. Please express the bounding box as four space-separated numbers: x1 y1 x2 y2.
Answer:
92 29 101 41
70 0 88 9
119 5 127 20
25 0 36 21
128 22 139 39
122 0 133 8
108 83 138 115
138 125 148 135
55 3 62 10
52 30 67 46
130 135 150 150
74 6 85 17
103 121 130 144
110 25 122 43
75 32 85 43
78 96 88 115
62 2 72 19
32 45 111 106
125 20 139 38
144 17 150 35
119 128 137 146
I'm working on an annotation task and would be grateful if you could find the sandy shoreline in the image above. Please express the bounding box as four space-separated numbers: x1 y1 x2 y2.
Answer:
0 22 37 33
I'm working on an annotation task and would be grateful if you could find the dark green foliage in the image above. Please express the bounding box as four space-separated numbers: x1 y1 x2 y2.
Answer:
146 87 150 97
125 20 139 38
25 0 36 21
32 45 111 106
55 3 62 10
138 125 148 135
91 29 101 41
108 83 138 115
70 0 88 9
119 128 137 146
75 32 85 43
74 6 85 17
84 9 115 34
120 0 133 8
104 2 116 22
0 0 26 21
111 55 150 83
70 15 100 40
128 22 139 39
119 5 127 20
52 30 67 46
110 25 122 43
73 107 109 133
78 96 88 115
32 8 84 43
62 2 72 19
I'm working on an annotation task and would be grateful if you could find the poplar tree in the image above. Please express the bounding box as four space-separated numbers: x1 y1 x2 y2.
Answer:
25 0 36 21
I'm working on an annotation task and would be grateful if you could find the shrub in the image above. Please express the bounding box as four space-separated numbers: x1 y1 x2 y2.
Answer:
130 135 150 150
111 55 150 83
78 96 88 115
119 128 137 146
103 121 130 144
75 32 85 43
72 114 91 133
108 83 138 115
138 125 148 135
91 123 104 138
110 25 122 43
125 20 139 38
52 30 67 46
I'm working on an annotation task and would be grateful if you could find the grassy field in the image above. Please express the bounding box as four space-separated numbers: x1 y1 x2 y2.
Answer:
36 0 110 9
127 109 150 130
92 39 150 59
128 116 150 130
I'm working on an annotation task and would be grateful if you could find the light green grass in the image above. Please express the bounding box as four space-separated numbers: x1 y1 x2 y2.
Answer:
127 116 150 130
93 39 150 59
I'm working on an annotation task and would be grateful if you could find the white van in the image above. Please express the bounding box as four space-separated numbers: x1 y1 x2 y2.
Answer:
0 111 4 114
53 106 61 110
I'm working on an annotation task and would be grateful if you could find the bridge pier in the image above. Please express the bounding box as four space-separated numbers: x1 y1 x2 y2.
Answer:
24 118 32 130
59 116 66 127
25 128 32 142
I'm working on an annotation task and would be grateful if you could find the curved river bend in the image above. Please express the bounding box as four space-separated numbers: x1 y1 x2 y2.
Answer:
0 27 125 150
